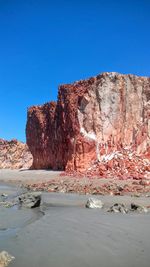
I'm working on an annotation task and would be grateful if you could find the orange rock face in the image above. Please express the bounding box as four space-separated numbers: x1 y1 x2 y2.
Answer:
0 139 32 169
26 72 150 178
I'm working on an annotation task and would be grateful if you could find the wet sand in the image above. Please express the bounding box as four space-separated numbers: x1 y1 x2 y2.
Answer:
0 171 150 267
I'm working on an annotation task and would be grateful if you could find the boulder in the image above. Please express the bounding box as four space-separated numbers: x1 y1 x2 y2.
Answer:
85 198 104 209
107 203 128 214
18 192 41 208
130 203 148 213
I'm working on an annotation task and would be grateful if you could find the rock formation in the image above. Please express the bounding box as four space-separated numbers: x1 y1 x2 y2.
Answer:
26 72 150 178
0 139 32 169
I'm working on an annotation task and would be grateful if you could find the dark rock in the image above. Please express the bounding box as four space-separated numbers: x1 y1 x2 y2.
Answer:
107 203 128 214
130 203 148 213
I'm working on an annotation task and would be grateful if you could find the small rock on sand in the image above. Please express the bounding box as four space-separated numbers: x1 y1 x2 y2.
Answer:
107 203 128 214
0 251 15 267
130 203 148 213
85 198 104 209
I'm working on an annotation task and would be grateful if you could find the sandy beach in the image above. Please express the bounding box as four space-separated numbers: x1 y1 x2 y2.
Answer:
0 170 150 267
0 169 61 184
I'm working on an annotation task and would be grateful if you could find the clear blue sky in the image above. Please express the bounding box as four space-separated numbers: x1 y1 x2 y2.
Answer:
0 0 150 142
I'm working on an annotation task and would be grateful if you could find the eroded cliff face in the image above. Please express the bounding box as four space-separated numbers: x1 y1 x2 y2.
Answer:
0 139 32 169
26 72 150 178
26 102 59 169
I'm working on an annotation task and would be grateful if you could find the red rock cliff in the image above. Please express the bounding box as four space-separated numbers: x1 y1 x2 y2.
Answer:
0 139 32 169
26 72 150 176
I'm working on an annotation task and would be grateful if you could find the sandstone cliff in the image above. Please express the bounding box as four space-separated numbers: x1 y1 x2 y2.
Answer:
0 139 32 169
26 72 150 178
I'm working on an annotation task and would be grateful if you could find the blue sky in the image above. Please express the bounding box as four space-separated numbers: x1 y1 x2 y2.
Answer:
0 0 150 142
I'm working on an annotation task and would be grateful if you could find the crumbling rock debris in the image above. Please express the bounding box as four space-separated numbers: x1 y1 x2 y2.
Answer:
0 139 32 169
26 176 150 196
26 72 150 179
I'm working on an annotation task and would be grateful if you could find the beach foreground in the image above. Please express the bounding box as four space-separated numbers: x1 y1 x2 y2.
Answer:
0 170 150 267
